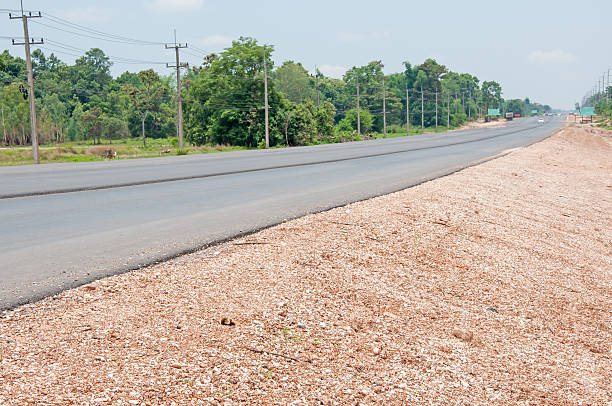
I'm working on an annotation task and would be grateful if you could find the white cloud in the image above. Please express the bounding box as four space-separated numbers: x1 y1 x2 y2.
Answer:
527 50 577 64
147 0 204 12
318 65 347 79
54 7 112 23
197 35 233 49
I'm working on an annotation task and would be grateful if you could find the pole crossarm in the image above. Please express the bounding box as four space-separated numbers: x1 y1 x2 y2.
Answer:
11 38 43 45
166 63 188 68
8 11 41 19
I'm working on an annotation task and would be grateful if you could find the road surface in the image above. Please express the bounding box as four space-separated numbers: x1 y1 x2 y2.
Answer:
0 117 563 310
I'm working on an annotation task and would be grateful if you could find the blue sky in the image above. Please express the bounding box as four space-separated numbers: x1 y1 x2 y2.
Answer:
2 0 611 108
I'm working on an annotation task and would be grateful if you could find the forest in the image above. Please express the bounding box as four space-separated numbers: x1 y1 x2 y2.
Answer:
0 36 552 151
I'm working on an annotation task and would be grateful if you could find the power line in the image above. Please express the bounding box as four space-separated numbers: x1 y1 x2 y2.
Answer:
31 20 159 45
43 13 164 45
38 40 166 65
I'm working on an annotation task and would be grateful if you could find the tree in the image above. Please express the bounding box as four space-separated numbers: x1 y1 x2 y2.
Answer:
70 48 112 104
124 69 166 146
41 93 68 143
80 107 103 144
281 101 315 146
274 61 314 103
102 115 128 144
0 83 30 145
338 108 373 134
482 80 503 112
314 101 336 142
183 37 285 147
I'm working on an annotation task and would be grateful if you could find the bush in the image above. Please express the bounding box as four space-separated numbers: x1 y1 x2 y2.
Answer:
387 124 403 134
176 149 189 155
170 137 179 148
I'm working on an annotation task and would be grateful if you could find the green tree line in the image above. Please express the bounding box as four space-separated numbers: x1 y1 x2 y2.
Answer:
0 37 550 148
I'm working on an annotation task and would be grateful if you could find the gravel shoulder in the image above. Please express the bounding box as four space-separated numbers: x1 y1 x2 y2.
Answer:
1 124 610 405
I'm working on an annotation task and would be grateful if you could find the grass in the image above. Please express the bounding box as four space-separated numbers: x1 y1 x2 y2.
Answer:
1 124 463 166
0 138 248 166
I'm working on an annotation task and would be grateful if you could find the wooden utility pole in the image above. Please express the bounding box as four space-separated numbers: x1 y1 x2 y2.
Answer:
382 76 387 138
10 3 42 164
420 85 424 131
356 80 361 136
263 50 269 148
435 92 438 129
165 31 187 149
406 86 410 136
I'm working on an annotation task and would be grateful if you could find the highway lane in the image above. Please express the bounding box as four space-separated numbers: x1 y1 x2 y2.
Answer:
0 117 563 310
2 117 549 199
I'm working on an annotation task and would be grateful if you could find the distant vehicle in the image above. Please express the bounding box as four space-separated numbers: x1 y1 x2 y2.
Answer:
505 112 514 121
538 118 544 124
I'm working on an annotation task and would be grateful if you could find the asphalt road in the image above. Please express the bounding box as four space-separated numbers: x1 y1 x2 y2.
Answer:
0 116 563 310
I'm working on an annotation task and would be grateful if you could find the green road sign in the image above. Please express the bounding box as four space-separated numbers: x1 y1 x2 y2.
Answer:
580 107 596 116
487 109 500 116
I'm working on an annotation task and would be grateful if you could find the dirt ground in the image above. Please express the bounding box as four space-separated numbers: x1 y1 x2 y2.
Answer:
0 125 610 405
457 117 509 130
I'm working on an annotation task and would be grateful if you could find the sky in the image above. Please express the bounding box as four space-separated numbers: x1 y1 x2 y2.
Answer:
2 0 611 109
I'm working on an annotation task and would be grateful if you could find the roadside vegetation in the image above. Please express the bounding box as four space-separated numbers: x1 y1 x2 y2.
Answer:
582 85 611 130
594 101 612 130
1 38 552 165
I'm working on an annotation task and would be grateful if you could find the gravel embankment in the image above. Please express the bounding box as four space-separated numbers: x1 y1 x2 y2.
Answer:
1 125 610 405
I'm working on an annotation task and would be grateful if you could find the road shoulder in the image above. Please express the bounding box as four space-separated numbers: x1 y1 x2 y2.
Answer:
1 124 610 404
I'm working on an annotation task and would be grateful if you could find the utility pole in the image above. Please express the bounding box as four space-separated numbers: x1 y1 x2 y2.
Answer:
10 3 42 164
406 86 410 136
435 92 438 129
606 69 610 103
382 76 387 138
165 30 187 149
447 95 450 129
468 90 472 119
263 49 269 148
420 85 424 131
356 80 361 136
315 67 320 107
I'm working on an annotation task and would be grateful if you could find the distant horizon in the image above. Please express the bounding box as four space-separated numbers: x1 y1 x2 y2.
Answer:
3 0 611 109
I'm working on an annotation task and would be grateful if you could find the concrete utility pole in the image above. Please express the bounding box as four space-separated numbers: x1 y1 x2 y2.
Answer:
447 95 450 128
468 90 472 119
606 69 611 102
356 80 361 136
420 85 424 131
382 76 387 138
165 31 187 149
263 49 269 148
10 3 42 164
406 86 410 136
315 68 320 107
435 92 438 129
455 91 458 114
